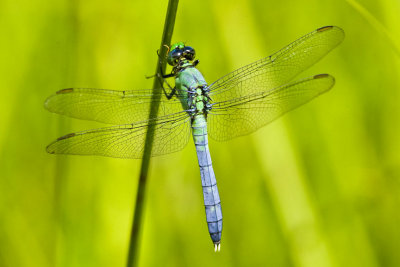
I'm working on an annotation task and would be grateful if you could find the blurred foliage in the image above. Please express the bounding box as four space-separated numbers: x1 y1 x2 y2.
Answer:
1 0 400 266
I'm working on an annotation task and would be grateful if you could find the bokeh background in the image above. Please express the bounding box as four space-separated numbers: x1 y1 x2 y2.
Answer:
1 0 400 266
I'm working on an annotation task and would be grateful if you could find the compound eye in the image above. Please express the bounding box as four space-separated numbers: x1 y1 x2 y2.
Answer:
167 49 183 66
183 46 195 60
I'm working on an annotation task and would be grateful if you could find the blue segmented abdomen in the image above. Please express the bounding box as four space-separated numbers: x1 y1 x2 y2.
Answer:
191 114 223 249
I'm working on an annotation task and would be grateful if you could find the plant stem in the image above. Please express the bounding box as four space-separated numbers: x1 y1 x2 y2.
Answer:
126 1 179 266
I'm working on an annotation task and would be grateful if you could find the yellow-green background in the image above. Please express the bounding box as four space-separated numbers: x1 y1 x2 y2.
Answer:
1 0 400 266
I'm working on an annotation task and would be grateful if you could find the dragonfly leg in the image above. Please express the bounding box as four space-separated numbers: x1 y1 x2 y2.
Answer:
144 50 172 79
145 48 177 99
145 71 176 99
159 75 176 99
155 63 177 99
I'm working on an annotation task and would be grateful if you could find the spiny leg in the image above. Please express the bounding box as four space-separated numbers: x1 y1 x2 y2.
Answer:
146 49 177 100
158 67 176 100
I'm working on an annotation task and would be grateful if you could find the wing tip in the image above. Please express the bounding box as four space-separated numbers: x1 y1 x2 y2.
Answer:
46 133 77 154
46 143 56 154
44 88 74 110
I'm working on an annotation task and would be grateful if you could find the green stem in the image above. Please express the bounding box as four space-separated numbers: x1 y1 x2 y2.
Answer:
126 1 179 266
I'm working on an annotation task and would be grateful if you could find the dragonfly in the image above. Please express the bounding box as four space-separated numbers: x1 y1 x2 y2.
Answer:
45 26 344 251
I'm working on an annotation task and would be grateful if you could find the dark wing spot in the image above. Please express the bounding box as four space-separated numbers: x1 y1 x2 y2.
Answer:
57 88 74 94
317 26 333 32
314 74 329 79
57 133 76 141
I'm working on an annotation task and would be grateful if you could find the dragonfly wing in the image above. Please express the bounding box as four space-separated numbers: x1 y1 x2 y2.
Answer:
208 74 334 141
208 26 344 102
46 111 191 158
45 88 184 124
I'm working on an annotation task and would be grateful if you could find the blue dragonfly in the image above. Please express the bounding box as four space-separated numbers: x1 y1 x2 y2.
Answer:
45 26 344 251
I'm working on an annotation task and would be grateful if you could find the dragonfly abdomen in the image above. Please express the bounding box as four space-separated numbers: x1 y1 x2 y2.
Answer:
191 114 222 250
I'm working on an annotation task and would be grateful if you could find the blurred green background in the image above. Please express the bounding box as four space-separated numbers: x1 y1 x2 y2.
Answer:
1 0 400 266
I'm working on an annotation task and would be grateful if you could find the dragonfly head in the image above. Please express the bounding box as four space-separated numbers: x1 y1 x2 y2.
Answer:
167 42 196 66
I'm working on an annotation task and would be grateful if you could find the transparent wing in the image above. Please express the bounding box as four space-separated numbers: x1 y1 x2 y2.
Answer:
207 74 334 141
44 87 184 124
46 111 191 158
208 26 344 102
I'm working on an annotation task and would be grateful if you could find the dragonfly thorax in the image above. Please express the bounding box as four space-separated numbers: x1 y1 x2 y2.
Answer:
187 86 212 116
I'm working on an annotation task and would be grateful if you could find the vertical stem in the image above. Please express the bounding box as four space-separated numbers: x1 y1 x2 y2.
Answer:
126 1 179 266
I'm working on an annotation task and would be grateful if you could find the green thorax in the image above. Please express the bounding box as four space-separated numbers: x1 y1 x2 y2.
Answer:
174 61 209 116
